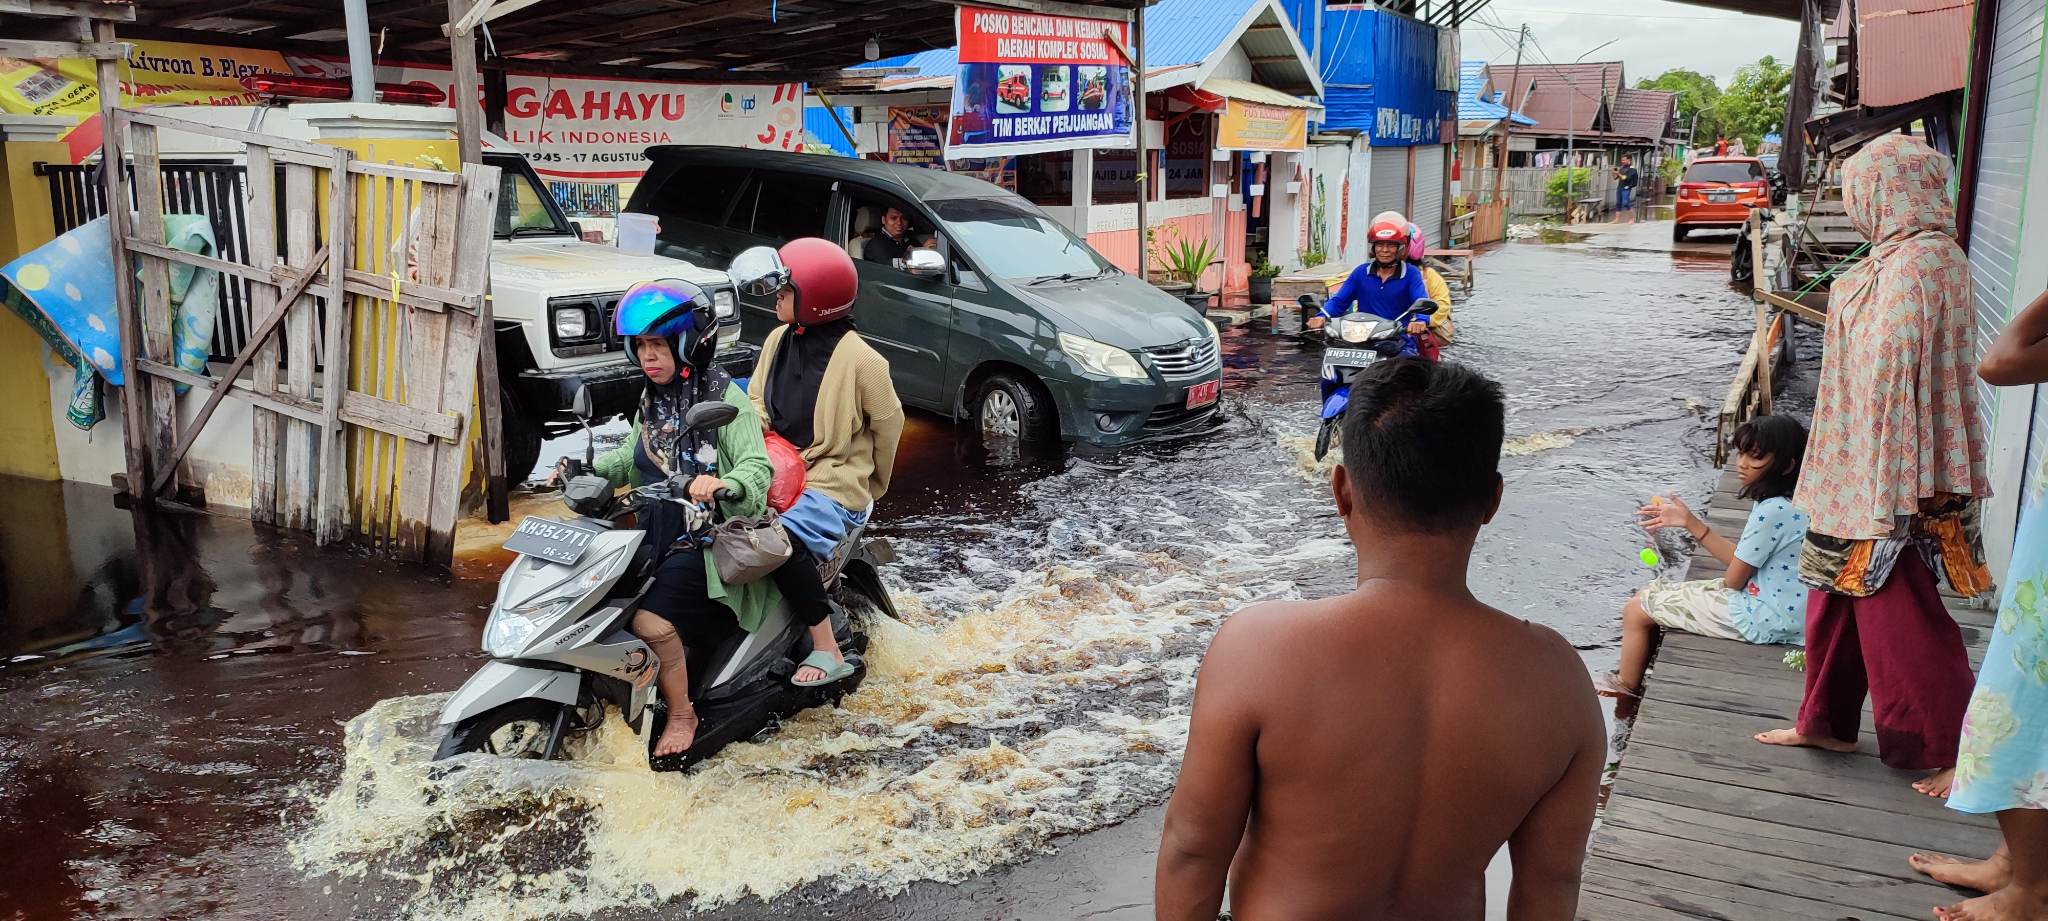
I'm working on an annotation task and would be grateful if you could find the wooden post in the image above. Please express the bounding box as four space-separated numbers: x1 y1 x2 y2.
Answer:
98 31 148 497
246 145 283 522
316 146 356 543
1751 208 1768 299
282 163 320 528
127 120 181 495
426 163 499 560
1493 25 1528 206
449 0 484 166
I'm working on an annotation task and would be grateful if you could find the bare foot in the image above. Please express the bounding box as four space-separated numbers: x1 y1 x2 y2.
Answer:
654 706 697 758
1754 728 1857 752
1916 768 1956 798
1933 884 2048 920
1910 852 2012 894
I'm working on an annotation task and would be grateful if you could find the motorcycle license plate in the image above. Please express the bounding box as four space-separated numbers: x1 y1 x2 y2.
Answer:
1324 347 1379 367
1185 379 1222 409
504 516 603 566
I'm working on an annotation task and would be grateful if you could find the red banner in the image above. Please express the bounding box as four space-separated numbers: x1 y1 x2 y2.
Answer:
956 5 1129 67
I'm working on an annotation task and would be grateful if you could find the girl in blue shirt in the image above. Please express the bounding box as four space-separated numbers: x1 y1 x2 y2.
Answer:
1599 415 1812 702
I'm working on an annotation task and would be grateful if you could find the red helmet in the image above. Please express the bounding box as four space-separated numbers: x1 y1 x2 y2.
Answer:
778 237 859 326
1367 214 1411 246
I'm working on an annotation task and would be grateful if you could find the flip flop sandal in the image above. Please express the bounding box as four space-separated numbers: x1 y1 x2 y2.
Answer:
792 650 859 687
1592 670 1643 700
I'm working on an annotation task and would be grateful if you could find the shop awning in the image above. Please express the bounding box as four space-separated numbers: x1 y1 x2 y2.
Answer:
1199 78 1322 112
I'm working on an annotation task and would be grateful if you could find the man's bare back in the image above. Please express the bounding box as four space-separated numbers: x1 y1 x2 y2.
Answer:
1156 359 1604 921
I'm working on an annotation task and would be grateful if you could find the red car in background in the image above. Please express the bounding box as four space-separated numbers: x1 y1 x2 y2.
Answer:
1673 156 1771 242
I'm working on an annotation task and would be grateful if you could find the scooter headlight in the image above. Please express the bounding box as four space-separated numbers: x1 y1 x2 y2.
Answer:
485 599 568 657
1337 316 1375 344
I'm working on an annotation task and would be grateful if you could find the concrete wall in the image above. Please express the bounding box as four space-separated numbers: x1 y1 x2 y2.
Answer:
43 349 261 508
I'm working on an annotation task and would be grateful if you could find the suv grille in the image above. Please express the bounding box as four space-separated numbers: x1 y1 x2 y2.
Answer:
1145 337 1221 378
1148 401 1221 431
551 286 739 359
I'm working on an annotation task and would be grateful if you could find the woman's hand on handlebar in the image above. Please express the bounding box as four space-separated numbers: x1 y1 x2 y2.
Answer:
1305 314 1327 330
686 475 730 504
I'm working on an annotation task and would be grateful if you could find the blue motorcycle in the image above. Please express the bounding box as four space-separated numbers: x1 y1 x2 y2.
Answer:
1301 295 1440 460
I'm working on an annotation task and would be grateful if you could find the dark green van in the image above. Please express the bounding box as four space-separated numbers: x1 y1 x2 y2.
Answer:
624 147 1223 447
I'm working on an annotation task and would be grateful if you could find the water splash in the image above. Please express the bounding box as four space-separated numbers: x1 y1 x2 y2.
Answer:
291 446 1351 920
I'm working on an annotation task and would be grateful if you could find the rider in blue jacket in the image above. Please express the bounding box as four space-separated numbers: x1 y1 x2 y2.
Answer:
1308 213 1432 335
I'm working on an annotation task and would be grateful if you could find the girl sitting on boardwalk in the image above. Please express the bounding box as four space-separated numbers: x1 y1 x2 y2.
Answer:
1598 414 1811 702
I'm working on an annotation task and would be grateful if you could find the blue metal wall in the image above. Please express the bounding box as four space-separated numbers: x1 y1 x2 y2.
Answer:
1309 6 1446 146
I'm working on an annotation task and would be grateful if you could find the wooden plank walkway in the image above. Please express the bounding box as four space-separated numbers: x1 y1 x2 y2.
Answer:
1580 467 2003 920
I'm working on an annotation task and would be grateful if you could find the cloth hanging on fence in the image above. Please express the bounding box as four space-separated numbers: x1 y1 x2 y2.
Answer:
0 214 222 431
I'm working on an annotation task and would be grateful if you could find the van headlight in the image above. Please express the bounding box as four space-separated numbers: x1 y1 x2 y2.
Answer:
1057 332 1147 379
1203 318 1220 347
553 306 591 340
712 288 736 319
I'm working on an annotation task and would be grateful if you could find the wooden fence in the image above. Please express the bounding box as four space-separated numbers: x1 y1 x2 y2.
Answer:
108 109 499 563
1468 167 1620 221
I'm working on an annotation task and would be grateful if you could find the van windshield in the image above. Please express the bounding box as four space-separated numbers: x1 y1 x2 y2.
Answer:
494 157 573 238
930 198 1112 280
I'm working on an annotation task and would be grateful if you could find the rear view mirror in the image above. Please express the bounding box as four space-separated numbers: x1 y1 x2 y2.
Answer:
572 384 594 422
903 247 947 278
1297 294 1319 308
1410 298 1439 316
683 401 740 433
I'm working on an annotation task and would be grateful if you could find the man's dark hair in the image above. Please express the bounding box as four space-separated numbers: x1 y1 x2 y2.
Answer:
1340 358 1505 533
1731 414 1807 501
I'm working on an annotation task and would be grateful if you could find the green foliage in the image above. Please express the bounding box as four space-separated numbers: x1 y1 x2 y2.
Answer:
1545 167 1594 206
1157 232 1220 288
1299 248 1327 268
1718 56 1791 152
1659 155 1684 186
1639 68 1726 141
1250 255 1282 279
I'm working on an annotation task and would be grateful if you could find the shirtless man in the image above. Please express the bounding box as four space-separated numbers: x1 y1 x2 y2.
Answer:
1155 359 1605 921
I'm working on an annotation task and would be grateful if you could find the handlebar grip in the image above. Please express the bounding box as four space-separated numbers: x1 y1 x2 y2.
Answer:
712 487 736 503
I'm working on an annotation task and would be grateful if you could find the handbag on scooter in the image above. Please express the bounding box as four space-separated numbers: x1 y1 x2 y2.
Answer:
711 511 794 585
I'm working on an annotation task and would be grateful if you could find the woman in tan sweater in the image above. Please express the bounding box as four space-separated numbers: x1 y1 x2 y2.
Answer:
734 238 905 685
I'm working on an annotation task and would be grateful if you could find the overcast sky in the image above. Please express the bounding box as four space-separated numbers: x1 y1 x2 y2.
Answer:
1464 1 1800 87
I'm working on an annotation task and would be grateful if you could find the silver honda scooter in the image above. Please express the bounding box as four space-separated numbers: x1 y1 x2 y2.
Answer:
434 386 897 771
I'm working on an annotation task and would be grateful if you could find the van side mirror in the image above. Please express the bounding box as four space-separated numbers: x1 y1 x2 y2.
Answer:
572 384 594 422
904 248 946 278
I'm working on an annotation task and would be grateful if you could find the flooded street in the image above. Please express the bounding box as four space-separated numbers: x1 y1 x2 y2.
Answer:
1 221 1770 920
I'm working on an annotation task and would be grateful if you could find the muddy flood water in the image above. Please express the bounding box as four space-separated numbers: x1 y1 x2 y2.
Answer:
0 222 1782 921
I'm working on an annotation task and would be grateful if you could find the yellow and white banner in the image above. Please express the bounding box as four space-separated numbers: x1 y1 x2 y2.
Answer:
0 40 290 118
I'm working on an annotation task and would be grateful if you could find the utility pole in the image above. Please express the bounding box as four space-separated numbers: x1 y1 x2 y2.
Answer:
1491 23 1528 209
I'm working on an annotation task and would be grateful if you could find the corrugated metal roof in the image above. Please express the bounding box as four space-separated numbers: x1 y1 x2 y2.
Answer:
1484 63 1623 137
1202 77 1324 108
1460 60 1536 126
1857 0 1975 106
1609 87 1676 141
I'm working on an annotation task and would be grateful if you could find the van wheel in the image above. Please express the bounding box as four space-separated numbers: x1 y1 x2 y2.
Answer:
973 373 1056 445
1672 224 1689 243
499 385 542 485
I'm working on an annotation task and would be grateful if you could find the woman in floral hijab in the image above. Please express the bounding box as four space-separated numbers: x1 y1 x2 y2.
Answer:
1753 135 1992 794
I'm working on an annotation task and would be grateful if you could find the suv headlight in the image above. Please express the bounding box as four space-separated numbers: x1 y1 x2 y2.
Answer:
1057 332 1147 379
712 288 736 320
1203 318 1220 347
553 305 592 340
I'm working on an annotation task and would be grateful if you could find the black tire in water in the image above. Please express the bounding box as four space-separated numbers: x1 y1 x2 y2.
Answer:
973 372 1057 446
1730 232 1753 284
1672 224 1689 243
499 385 543 486
434 699 565 760
1314 419 1338 461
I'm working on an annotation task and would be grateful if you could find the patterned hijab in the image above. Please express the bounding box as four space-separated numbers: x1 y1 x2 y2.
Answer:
1794 134 1990 540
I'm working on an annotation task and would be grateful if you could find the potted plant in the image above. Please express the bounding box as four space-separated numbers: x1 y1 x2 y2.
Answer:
1158 232 1220 309
1249 256 1281 304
